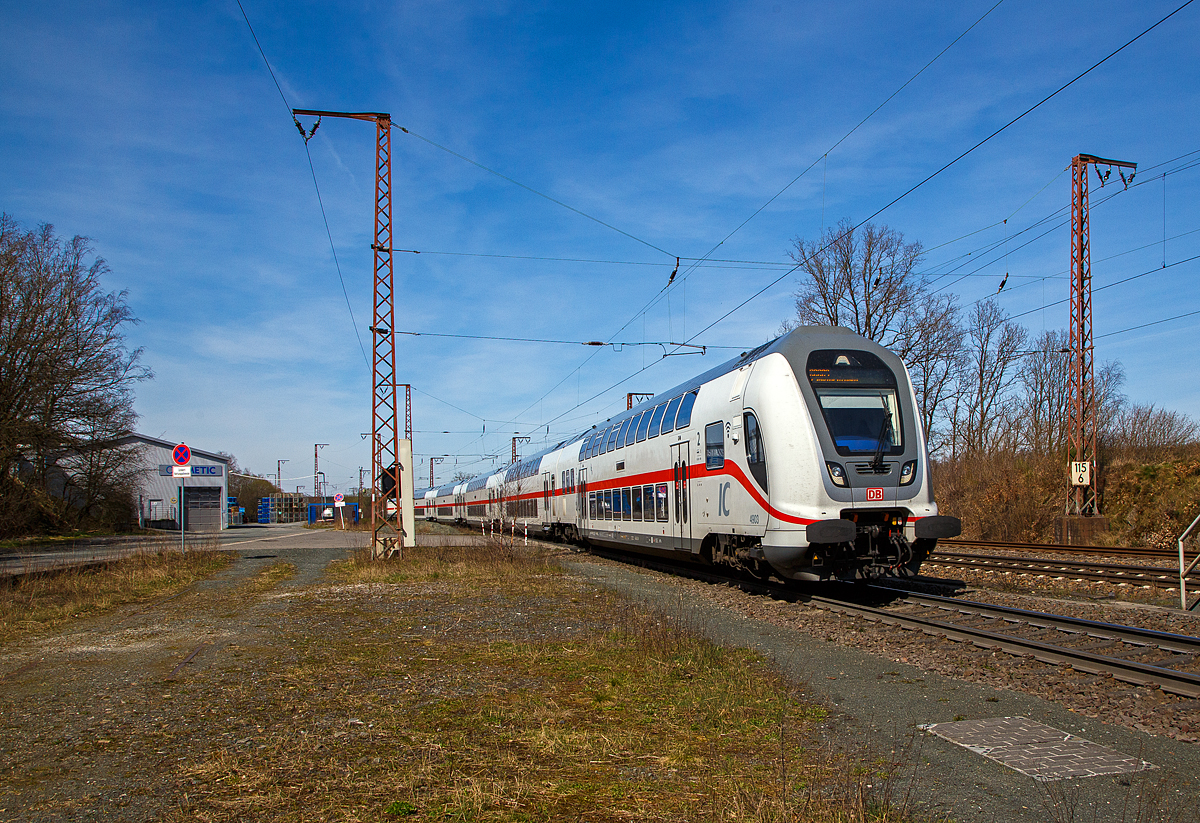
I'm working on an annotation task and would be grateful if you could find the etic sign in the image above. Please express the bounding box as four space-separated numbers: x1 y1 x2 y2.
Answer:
173 443 191 466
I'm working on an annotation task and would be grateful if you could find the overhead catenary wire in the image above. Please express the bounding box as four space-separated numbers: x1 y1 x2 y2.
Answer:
1005 252 1200 323
394 329 737 351
676 0 1196 353
1096 308 1200 341
471 3 1011 438
390 125 676 260
234 0 369 369
521 3 1198 441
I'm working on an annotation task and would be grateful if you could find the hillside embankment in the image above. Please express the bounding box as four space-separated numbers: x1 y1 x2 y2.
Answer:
934 448 1200 547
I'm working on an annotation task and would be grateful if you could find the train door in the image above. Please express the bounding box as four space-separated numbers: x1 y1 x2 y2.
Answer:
542 472 552 521
670 442 692 552
578 467 588 531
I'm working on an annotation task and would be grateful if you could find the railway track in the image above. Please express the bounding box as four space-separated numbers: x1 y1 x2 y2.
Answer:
940 537 1173 559
828 586 1200 699
924 551 1189 589
585 547 1200 699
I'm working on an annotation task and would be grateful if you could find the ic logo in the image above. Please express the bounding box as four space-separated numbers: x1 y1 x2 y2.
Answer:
866 488 885 502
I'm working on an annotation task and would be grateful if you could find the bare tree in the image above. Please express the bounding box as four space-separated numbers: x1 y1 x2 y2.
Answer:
784 219 965 447
899 293 964 454
785 220 927 352
1107 402 1198 456
0 214 151 536
1017 329 1070 453
956 300 1027 454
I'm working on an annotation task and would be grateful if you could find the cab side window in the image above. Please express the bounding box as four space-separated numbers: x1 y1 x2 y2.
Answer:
705 422 724 470
744 411 768 493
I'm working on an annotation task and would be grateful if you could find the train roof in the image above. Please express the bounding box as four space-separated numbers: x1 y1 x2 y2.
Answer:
576 326 892 434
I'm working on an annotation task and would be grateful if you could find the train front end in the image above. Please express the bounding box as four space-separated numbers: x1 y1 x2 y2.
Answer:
754 328 959 581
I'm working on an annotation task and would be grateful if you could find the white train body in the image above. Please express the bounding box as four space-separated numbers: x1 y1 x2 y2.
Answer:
426 327 959 581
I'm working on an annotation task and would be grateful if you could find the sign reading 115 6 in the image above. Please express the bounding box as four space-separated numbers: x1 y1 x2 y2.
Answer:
1071 461 1091 487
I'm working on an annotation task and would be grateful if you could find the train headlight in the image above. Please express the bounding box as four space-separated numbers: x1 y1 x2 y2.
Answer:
826 462 848 487
899 460 917 486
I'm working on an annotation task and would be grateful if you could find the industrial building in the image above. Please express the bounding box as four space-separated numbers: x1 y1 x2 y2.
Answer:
119 434 231 531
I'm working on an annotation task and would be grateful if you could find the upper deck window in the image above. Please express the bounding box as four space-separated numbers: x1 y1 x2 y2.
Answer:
806 349 903 456
646 403 666 439
605 425 621 452
674 391 697 429
624 413 642 447
635 409 653 441
659 396 683 436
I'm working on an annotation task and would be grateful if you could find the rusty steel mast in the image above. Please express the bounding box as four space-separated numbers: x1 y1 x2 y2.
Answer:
293 109 403 556
1067 153 1135 517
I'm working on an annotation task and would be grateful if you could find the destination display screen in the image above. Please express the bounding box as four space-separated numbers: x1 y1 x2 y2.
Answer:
806 349 897 388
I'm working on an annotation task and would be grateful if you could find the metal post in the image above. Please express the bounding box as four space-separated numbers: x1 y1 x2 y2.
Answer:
314 444 328 507
1178 512 1200 610
293 108 403 557
1066 154 1136 517
512 435 530 465
180 481 186 555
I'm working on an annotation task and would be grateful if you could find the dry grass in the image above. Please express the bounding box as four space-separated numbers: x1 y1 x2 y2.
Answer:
243 561 298 594
168 544 922 822
0 539 232 646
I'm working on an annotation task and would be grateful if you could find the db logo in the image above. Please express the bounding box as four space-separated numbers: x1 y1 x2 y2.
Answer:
865 488 885 502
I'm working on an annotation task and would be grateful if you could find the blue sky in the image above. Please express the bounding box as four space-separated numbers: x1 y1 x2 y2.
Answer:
3 0 1198 491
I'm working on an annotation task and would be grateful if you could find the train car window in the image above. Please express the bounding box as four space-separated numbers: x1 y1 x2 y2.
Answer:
647 404 666 438
616 418 632 450
744 412 769 493
674 391 697 429
621 488 632 520
655 483 669 521
624 413 642 447
588 491 596 520
579 433 590 461
596 426 610 456
603 489 613 520
705 422 725 469
605 425 621 452
631 486 643 520
660 396 683 436
635 410 652 441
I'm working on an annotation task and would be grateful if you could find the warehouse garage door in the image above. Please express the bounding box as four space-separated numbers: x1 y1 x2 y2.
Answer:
186 486 222 532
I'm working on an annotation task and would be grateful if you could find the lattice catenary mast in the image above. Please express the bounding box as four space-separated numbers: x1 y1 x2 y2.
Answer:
293 109 404 556
1067 153 1135 517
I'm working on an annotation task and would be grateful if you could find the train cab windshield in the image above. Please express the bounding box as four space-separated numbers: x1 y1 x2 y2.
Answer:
806 350 903 456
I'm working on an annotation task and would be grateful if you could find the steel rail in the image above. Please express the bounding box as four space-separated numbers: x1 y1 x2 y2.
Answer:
923 552 1188 588
940 537 1171 559
869 586 1200 654
813 587 1200 699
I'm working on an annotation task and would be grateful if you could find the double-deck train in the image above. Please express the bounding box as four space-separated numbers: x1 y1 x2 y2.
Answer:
415 326 959 581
